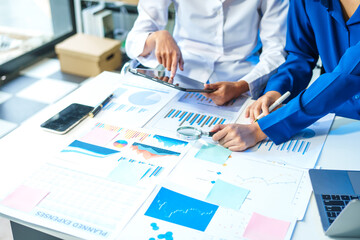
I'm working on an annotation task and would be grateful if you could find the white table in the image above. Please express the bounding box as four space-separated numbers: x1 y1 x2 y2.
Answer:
0 72 359 240
293 117 360 240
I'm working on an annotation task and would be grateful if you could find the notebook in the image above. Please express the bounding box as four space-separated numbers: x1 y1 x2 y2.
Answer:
309 169 360 237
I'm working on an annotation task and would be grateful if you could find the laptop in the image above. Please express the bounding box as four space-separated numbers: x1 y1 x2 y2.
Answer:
309 169 360 237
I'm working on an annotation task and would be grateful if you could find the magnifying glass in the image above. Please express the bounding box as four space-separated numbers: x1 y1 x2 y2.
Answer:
176 126 216 140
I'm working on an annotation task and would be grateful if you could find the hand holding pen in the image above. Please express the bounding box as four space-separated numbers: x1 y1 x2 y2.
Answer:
254 91 291 122
89 93 113 118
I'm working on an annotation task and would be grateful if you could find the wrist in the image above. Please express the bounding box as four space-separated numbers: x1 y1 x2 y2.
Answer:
234 80 250 94
141 32 156 57
252 122 267 142
265 90 282 99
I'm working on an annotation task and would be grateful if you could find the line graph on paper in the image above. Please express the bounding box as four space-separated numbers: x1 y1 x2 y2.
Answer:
234 174 299 187
222 158 311 212
144 187 218 232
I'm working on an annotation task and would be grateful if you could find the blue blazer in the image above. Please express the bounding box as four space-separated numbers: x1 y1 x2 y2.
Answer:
258 0 360 144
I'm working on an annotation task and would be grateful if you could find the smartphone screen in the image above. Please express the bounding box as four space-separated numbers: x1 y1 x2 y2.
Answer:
40 103 94 134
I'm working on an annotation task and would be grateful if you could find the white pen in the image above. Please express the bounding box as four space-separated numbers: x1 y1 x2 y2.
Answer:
254 91 291 122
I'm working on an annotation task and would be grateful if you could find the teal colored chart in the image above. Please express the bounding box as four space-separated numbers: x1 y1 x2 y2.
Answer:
128 91 161 106
153 135 188 148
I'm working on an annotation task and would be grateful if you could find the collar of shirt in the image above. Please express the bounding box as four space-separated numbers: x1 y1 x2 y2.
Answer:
320 0 360 26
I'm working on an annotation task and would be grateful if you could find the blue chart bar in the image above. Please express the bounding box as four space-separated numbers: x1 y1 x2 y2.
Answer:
175 110 181 117
164 108 226 127
117 157 163 180
104 102 149 114
116 104 126 111
138 108 147 113
180 92 213 104
190 114 200 125
103 102 116 110
127 106 136 112
303 142 311 155
258 138 311 155
166 109 176 118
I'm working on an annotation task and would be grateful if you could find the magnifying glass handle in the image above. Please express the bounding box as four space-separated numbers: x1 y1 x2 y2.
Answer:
208 131 216 137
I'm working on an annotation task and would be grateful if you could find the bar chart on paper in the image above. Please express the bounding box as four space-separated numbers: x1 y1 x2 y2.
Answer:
257 128 316 155
148 104 237 134
164 108 227 127
107 157 165 186
97 82 178 126
242 114 335 168
178 92 247 113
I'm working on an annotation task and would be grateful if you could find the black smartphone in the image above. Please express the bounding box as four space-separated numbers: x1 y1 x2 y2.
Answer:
40 103 94 134
129 68 214 93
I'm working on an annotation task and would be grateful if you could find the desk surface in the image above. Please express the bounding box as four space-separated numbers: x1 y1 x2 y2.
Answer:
293 117 360 240
0 72 359 240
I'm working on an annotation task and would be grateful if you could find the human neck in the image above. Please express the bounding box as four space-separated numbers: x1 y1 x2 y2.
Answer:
339 0 360 21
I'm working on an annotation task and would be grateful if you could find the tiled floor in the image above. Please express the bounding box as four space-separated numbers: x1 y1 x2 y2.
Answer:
0 58 90 139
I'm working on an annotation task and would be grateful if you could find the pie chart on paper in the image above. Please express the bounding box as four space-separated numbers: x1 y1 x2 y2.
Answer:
113 140 128 148
128 91 161 106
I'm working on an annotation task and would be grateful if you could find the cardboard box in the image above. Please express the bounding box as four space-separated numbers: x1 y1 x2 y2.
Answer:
55 34 121 77
107 0 138 5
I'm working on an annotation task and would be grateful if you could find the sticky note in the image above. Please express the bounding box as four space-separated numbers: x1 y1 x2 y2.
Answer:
206 179 249 210
243 212 290 240
1 185 49 212
195 144 232 164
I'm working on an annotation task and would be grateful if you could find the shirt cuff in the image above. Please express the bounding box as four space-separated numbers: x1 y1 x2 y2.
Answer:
126 32 160 68
242 69 277 99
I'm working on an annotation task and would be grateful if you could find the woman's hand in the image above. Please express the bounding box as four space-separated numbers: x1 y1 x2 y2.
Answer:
211 123 267 151
141 30 184 82
202 81 249 106
245 91 282 121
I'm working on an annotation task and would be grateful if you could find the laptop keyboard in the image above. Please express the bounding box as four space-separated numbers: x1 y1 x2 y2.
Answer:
322 194 359 224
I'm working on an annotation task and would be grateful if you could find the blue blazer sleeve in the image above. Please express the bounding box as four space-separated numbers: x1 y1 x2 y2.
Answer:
258 39 360 145
264 0 319 98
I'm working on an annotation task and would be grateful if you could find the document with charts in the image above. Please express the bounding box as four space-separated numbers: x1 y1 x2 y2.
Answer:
119 186 298 240
95 72 179 127
146 91 249 135
0 123 190 240
167 143 312 219
119 142 311 240
240 114 335 168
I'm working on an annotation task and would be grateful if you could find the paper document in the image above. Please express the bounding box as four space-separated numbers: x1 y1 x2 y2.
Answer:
146 92 248 135
95 72 179 127
241 114 335 168
120 183 299 240
0 123 190 240
167 144 312 220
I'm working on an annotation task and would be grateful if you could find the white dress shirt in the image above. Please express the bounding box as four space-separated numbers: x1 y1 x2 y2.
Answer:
126 0 288 98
